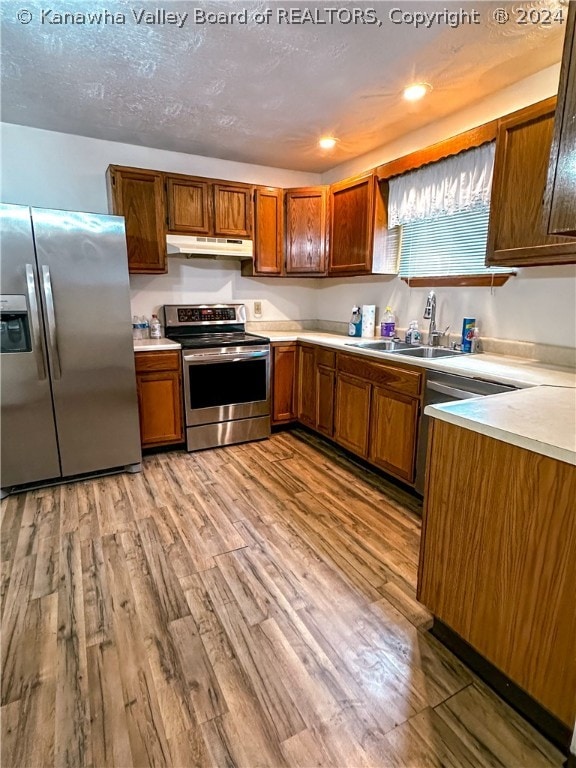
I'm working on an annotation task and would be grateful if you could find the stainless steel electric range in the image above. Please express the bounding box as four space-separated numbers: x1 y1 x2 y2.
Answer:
163 304 271 452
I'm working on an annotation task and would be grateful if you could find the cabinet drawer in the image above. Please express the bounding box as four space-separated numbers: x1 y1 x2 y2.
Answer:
316 347 336 369
337 353 422 397
135 350 181 373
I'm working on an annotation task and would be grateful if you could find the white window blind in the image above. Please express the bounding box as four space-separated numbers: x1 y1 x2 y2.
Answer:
388 142 511 279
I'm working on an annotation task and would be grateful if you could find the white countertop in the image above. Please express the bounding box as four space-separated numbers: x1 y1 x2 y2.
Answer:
133 338 182 352
426 387 576 465
264 331 576 389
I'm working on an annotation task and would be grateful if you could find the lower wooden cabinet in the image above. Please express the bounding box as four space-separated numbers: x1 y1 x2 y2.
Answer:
296 344 317 427
368 387 420 483
271 343 297 424
334 373 371 457
418 419 576 727
134 351 184 448
332 353 423 483
316 362 335 437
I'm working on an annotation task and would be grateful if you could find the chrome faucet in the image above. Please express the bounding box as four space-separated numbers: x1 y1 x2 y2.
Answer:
424 291 437 345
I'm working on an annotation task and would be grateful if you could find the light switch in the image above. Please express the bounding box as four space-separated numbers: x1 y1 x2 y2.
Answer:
254 301 262 317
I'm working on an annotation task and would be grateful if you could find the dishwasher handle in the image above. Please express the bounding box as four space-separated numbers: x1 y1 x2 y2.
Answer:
427 380 481 400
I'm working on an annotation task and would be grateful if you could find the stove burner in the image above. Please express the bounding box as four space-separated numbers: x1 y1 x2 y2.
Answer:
172 332 269 350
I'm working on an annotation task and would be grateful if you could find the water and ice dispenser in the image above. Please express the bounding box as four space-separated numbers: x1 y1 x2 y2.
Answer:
0 295 32 353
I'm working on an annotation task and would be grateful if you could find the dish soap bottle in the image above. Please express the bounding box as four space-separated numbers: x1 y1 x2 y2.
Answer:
381 306 396 338
348 306 362 337
405 320 421 345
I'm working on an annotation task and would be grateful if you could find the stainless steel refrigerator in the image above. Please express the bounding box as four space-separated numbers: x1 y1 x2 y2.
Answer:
1 203 141 494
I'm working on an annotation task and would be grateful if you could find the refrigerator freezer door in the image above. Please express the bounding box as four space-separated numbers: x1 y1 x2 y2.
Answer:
0 204 61 487
31 208 141 476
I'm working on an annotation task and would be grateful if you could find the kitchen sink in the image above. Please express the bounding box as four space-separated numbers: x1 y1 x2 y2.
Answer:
345 340 414 351
390 346 464 359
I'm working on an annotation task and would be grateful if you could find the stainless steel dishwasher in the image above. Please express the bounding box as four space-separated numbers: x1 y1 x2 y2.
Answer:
414 371 517 495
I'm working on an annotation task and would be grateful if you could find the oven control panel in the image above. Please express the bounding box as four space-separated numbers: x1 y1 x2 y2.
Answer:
177 307 237 323
163 304 247 327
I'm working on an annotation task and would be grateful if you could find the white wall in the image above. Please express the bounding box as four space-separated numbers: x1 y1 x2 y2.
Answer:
315 268 576 347
0 122 320 323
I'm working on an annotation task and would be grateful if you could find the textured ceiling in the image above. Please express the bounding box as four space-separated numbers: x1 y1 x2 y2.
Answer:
0 0 566 171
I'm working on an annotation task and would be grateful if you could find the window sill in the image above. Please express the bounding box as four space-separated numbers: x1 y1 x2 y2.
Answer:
401 274 515 287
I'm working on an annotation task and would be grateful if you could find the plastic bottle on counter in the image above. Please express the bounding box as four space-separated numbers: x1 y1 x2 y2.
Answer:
381 306 396 338
150 314 162 339
132 315 142 341
140 316 150 339
470 326 481 353
405 320 421 345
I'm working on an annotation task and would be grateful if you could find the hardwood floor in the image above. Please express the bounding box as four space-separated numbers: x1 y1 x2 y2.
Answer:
0 430 564 768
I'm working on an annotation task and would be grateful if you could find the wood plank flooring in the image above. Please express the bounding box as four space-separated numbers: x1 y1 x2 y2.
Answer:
0 429 564 768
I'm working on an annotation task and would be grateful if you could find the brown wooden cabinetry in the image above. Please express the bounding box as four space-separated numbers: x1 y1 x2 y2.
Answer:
545 1 576 237
368 387 419 482
106 166 167 274
165 175 211 234
271 343 296 424
315 348 335 438
213 183 252 238
486 98 576 267
334 353 423 483
134 351 183 448
244 187 284 276
418 419 576 727
166 176 252 238
285 187 328 274
334 373 371 456
329 172 376 275
296 343 317 427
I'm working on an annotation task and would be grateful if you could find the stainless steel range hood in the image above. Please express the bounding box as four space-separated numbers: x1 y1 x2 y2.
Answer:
166 234 254 260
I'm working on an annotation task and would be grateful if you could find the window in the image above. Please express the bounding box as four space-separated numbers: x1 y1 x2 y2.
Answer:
388 143 513 283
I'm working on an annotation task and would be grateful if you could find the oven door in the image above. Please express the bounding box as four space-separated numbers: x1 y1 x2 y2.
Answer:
183 345 270 427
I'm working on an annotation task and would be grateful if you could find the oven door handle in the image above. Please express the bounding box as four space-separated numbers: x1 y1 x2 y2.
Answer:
183 350 269 364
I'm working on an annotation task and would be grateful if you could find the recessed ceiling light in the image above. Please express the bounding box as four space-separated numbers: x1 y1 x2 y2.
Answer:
319 136 337 150
403 83 431 102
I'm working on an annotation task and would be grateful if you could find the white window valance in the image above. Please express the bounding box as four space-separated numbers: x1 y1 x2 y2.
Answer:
388 142 495 228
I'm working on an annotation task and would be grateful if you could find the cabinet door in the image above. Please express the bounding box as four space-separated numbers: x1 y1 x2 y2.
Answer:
285 187 328 274
254 187 283 274
136 370 183 447
166 175 211 234
213 183 252 238
106 166 167 273
272 343 296 424
544 2 576 237
369 386 419 483
329 173 375 274
316 365 335 437
486 98 575 267
297 344 316 427
334 373 370 457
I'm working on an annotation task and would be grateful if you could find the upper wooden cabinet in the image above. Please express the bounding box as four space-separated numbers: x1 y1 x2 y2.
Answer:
285 187 329 274
329 172 375 274
545 1 576 237
486 98 576 267
165 176 252 238
213 183 252 238
106 166 167 274
244 187 284 276
165 175 211 235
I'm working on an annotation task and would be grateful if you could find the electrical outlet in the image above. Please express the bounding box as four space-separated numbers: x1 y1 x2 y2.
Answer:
253 301 262 317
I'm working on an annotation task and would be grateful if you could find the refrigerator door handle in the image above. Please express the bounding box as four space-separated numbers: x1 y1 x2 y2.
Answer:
25 264 47 380
41 265 62 380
